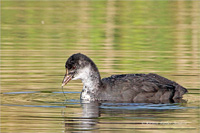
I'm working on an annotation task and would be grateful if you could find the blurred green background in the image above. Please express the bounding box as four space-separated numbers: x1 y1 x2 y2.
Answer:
1 1 199 92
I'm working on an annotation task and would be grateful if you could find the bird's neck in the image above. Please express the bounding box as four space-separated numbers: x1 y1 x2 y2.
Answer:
80 65 102 101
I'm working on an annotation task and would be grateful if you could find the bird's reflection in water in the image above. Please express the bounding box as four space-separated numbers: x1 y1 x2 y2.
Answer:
63 98 187 132
64 101 100 132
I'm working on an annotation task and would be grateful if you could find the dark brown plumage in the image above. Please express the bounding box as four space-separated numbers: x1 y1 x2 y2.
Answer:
62 53 187 103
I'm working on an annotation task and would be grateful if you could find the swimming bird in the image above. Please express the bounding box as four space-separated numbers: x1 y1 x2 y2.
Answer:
62 53 187 103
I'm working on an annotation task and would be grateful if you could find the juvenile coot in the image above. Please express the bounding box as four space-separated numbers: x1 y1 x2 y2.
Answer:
62 53 187 102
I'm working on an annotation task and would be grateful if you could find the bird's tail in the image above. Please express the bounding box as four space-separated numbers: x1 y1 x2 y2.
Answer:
173 85 188 99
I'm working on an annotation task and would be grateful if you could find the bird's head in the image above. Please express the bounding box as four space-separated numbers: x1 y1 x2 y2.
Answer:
62 53 97 87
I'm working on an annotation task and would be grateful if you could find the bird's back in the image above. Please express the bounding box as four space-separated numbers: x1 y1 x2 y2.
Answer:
98 73 187 103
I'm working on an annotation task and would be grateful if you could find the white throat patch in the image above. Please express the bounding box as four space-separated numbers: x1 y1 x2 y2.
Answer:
72 65 95 91
72 65 99 101
72 65 91 81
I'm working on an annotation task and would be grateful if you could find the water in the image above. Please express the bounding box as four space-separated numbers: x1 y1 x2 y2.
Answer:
1 1 200 132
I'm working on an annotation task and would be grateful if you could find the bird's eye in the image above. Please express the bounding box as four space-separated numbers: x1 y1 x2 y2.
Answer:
72 66 76 70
